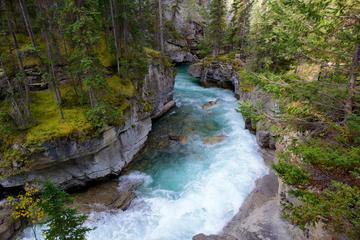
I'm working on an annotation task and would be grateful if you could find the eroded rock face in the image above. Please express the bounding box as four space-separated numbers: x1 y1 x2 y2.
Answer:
163 0 210 62
0 204 21 240
188 61 241 98
239 87 279 150
0 63 175 190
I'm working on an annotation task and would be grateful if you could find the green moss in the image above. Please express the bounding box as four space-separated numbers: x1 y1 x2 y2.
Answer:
107 75 135 98
97 36 115 67
26 90 93 146
144 47 161 59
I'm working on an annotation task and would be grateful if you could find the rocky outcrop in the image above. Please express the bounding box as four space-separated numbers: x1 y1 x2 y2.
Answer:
0 63 175 190
188 61 277 149
163 0 210 62
239 87 279 150
0 204 21 240
188 61 242 97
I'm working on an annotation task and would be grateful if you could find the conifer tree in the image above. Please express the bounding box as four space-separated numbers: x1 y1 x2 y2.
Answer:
208 0 227 55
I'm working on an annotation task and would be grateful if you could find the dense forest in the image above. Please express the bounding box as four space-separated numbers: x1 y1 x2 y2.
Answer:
0 0 359 239
0 0 169 175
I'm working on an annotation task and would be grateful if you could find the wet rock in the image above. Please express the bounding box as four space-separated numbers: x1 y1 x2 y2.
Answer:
202 99 219 110
169 135 189 144
188 63 203 78
193 233 237 240
194 172 303 240
70 179 141 213
188 61 240 97
0 204 21 240
256 131 271 149
203 134 226 145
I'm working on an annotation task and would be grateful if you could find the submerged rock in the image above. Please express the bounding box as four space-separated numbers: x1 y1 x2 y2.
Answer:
202 99 219 110
70 179 141 213
202 134 225 145
169 135 189 144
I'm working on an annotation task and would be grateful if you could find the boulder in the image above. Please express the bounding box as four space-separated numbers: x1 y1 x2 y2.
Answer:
188 63 203 78
70 178 142 213
202 99 219 110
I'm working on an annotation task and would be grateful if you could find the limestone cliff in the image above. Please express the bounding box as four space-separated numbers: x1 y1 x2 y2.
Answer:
164 0 210 63
0 63 175 190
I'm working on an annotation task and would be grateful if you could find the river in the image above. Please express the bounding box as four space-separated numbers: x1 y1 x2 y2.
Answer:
21 65 267 240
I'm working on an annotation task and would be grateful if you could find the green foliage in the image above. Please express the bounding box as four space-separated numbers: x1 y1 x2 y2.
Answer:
273 161 310 186
208 0 227 55
44 208 90 240
284 182 360 239
347 114 360 144
293 140 360 171
40 182 91 240
86 103 122 129
237 100 263 130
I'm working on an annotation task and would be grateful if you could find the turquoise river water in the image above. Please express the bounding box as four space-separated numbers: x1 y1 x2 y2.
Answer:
21 65 267 240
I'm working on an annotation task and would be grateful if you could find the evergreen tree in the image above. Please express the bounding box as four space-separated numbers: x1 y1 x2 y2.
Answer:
208 0 227 55
228 0 253 55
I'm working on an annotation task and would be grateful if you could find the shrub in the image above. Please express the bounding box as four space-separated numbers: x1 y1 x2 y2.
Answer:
347 114 360 144
40 182 91 240
237 100 264 130
273 161 310 186
284 182 360 239
86 103 122 129
293 141 360 171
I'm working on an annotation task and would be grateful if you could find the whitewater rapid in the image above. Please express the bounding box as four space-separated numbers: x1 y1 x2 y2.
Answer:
21 65 267 240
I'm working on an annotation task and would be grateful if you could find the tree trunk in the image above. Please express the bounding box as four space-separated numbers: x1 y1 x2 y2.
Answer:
345 43 360 117
109 0 121 76
88 86 97 108
5 3 31 119
158 0 164 54
43 29 64 119
18 0 37 49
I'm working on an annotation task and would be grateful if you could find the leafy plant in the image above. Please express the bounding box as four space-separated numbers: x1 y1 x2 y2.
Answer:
284 182 360 239
273 161 310 186
86 103 122 129
40 182 91 240
237 100 264 130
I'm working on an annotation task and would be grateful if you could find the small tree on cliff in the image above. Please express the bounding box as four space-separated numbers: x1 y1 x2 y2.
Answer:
8 181 91 240
208 0 227 55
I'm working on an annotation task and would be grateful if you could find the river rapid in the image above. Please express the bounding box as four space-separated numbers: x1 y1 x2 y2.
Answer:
21 65 267 240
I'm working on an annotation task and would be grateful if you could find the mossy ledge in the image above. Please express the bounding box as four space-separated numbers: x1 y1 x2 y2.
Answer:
0 60 175 190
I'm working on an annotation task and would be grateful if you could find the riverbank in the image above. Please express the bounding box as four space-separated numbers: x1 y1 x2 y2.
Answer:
188 60 306 240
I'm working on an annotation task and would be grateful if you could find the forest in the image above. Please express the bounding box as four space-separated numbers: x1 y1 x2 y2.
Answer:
0 0 359 239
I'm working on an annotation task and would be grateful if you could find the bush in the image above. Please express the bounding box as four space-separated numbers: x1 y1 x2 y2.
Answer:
86 103 122 129
273 161 310 186
293 141 360 171
237 100 264 130
347 114 360 144
40 182 91 240
284 182 360 239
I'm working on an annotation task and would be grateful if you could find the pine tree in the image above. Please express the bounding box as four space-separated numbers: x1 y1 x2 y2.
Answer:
208 0 227 55
228 0 253 55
